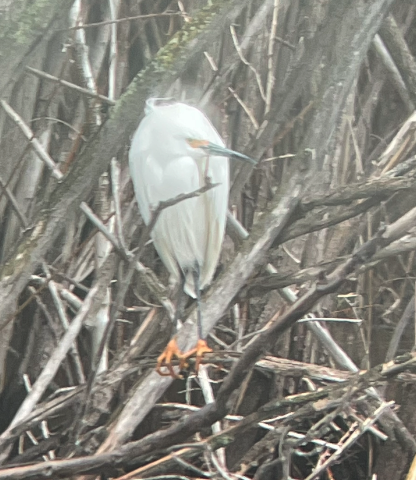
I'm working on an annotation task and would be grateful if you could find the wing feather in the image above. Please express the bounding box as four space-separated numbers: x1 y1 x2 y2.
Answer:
129 102 229 297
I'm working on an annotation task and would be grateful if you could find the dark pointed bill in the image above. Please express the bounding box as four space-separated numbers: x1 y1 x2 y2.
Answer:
205 142 257 165
187 139 257 165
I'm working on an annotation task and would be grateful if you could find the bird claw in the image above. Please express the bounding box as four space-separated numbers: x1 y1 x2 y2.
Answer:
156 338 184 379
181 339 213 374
156 338 212 378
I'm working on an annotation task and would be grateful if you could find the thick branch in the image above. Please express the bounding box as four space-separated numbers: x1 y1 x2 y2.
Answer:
379 14 416 107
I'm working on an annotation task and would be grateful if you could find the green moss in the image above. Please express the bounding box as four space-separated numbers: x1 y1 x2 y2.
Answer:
111 0 225 118
153 1 222 70
0 219 46 279
1 238 32 279
1 0 61 48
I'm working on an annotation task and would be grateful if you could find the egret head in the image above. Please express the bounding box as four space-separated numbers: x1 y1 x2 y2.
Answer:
186 138 257 165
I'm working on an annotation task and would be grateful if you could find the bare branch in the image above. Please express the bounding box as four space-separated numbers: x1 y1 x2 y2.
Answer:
25 67 116 106
2 253 115 433
64 12 183 31
0 100 63 180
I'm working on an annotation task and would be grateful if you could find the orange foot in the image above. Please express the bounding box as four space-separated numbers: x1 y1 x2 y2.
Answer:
181 339 213 374
156 337 184 378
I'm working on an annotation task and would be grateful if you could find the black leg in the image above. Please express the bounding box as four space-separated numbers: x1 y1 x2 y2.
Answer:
156 271 188 379
177 264 212 374
173 271 187 335
192 265 203 339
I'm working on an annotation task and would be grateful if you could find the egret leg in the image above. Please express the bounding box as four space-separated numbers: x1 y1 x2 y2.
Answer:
180 266 212 373
172 271 187 335
193 266 203 340
156 273 187 378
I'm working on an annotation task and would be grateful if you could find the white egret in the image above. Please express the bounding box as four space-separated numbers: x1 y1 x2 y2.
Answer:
129 98 255 377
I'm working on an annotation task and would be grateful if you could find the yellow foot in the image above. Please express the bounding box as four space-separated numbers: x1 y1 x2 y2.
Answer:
181 339 213 374
156 337 184 378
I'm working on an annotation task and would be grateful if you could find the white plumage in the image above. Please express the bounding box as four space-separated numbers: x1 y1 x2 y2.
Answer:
129 99 229 297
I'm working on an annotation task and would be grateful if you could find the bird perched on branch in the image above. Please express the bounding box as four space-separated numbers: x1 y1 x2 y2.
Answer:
129 98 256 377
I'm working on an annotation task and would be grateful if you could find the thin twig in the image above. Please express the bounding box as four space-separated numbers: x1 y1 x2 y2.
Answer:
111 158 127 250
0 175 28 229
228 87 259 130
229 25 266 101
43 264 86 384
265 0 280 113
64 11 183 31
0 100 63 180
3 284 99 432
107 0 119 101
304 402 395 480
198 366 226 468
79 203 122 254
25 67 115 105
134 181 220 258
80 182 220 265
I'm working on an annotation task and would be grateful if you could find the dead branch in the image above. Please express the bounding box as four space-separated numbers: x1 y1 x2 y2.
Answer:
379 14 416 107
25 67 116 106
1 350 415 479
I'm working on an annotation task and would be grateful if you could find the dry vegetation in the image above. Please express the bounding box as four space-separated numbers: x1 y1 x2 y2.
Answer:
0 0 416 479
